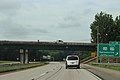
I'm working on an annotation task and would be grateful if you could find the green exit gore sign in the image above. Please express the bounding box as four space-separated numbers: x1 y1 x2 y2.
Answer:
109 41 120 45
98 44 120 57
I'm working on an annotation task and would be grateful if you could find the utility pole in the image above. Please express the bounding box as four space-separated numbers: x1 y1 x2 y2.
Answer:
97 26 99 44
97 26 100 63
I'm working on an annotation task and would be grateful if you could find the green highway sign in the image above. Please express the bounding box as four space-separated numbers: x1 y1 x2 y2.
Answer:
109 41 120 45
98 44 120 57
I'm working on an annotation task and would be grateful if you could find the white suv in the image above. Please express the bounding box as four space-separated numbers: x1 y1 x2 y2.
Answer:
65 55 80 69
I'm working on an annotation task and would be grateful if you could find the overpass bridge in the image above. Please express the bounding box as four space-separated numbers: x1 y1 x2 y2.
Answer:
0 41 97 64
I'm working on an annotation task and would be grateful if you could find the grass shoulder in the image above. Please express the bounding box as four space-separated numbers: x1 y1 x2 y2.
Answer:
0 62 49 74
0 61 16 63
88 63 120 71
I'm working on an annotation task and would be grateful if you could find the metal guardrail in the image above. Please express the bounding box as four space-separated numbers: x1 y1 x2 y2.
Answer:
80 56 92 63
82 57 97 64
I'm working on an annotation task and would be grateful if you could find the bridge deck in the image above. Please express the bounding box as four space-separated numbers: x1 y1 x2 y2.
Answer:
0 41 97 51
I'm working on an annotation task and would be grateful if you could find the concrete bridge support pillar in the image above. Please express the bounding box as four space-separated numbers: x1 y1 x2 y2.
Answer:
20 49 29 64
25 49 29 64
20 49 25 64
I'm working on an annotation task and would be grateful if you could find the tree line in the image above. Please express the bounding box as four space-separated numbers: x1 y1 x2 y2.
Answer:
0 50 90 61
90 11 120 43
29 50 90 61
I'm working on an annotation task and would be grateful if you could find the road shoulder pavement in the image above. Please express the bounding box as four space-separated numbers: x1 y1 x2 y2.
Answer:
81 64 120 80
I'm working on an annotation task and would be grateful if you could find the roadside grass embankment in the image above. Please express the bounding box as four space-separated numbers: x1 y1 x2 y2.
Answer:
89 63 120 71
0 61 16 63
0 62 48 74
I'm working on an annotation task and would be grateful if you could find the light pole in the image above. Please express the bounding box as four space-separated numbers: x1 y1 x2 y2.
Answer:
106 33 108 43
97 26 99 44
96 26 100 63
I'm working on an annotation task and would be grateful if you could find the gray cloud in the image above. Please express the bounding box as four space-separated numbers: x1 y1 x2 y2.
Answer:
0 0 20 16
0 0 25 39
0 0 20 10
25 24 50 34
0 19 50 39
58 22 81 28
0 19 29 39
57 15 81 28
0 0 120 42
31 28 49 34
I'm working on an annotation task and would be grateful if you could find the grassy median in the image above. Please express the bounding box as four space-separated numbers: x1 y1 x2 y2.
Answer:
0 61 16 63
0 62 48 73
90 63 120 71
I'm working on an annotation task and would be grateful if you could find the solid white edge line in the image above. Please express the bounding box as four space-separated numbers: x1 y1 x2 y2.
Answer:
87 71 102 80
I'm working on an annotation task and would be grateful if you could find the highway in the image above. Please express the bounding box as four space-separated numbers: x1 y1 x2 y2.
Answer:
0 62 102 80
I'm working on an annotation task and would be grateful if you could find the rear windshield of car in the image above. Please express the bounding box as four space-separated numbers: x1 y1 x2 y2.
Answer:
67 56 78 60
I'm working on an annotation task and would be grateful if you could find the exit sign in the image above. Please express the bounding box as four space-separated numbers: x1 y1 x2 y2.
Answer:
109 41 120 45
98 44 120 57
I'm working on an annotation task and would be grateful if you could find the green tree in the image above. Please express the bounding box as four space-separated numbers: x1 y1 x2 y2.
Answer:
115 16 120 41
90 12 115 43
74 51 90 60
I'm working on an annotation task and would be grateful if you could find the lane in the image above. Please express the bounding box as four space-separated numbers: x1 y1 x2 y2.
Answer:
82 64 120 80
0 62 61 80
0 62 102 80
38 63 102 80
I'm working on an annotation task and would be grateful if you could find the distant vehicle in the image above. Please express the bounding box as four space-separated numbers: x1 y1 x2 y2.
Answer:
65 55 80 69
56 39 64 44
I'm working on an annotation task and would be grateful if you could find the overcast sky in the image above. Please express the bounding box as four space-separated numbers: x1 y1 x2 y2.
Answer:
0 0 120 42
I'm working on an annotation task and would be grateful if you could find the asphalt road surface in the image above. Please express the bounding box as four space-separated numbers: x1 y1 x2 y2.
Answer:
0 62 102 80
